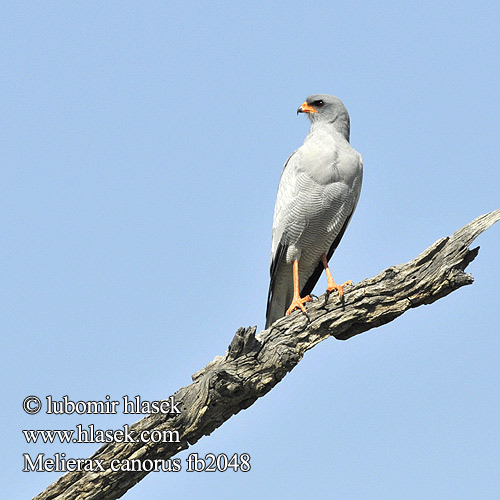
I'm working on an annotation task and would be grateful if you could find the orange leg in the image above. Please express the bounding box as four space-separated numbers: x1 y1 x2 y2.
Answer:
285 260 313 316
321 254 353 297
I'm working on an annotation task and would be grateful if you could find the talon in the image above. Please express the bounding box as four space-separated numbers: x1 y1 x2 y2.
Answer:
326 280 353 298
286 294 313 316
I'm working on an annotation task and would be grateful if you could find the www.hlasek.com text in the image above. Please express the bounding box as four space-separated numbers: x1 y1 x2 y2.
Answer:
23 424 179 445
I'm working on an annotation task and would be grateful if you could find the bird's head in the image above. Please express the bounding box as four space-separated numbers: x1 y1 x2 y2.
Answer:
297 94 350 140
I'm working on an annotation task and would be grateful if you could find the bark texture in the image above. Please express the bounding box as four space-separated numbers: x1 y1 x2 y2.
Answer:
33 209 500 500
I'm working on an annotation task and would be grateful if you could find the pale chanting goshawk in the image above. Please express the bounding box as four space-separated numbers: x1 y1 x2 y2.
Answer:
266 94 363 328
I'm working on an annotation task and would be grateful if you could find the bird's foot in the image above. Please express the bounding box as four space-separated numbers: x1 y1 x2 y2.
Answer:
326 280 353 298
286 295 313 316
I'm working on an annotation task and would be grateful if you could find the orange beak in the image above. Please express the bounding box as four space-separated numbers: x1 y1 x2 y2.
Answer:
297 101 318 114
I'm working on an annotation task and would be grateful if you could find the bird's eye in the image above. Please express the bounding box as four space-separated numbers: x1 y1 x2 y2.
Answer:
313 100 324 107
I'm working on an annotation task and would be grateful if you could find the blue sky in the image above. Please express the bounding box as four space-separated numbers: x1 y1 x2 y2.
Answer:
3 2 499 499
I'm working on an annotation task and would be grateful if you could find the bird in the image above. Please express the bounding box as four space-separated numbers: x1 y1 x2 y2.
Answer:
265 94 363 328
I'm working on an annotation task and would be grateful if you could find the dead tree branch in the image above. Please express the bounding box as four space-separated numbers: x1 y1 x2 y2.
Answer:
34 209 500 500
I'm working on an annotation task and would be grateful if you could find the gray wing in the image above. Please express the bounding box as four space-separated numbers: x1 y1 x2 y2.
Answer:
269 151 301 259
266 151 300 328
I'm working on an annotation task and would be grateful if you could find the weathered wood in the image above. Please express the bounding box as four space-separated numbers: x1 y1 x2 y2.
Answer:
33 209 500 500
